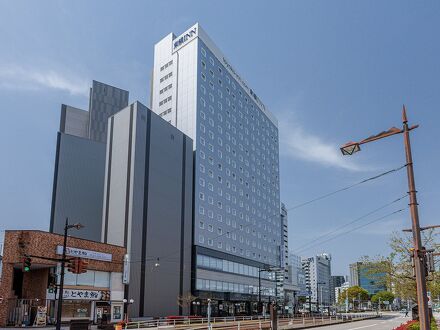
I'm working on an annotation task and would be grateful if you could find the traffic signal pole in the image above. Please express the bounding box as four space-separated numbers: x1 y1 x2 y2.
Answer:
55 218 69 330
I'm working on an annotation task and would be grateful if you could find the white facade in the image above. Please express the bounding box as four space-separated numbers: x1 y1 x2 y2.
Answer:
152 23 281 304
335 281 350 305
301 254 332 308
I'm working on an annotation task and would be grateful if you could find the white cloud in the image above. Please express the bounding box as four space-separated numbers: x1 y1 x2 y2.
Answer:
279 113 365 171
0 64 89 96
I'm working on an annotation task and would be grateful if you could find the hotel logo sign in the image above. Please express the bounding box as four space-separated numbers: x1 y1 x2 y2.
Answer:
173 26 197 51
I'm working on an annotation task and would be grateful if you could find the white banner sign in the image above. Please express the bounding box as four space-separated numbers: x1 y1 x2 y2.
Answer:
123 254 130 284
56 246 112 262
63 289 102 300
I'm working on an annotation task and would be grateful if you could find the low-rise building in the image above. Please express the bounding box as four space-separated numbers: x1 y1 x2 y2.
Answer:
0 230 126 327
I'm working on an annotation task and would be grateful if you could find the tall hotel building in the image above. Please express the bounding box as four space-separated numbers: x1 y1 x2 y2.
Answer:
152 23 281 315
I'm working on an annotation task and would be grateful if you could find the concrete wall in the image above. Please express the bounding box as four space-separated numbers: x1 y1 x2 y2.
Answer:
60 104 89 138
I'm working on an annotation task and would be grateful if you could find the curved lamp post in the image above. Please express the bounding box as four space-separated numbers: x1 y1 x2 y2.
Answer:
340 106 429 330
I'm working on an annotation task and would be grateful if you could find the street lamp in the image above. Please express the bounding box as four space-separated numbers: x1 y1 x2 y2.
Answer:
340 106 430 330
192 300 200 316
56 218 84 330
123 298 134 323
316 282 326 314
258 266 280 315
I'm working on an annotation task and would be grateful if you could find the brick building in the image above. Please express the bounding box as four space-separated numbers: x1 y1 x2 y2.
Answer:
0 230 126 327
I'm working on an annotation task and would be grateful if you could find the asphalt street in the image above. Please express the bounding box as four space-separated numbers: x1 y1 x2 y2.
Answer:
314 313 408 330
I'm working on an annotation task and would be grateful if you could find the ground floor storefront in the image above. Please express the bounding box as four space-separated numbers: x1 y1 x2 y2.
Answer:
5 298 124 326
192 291 274 317
0 230 126 327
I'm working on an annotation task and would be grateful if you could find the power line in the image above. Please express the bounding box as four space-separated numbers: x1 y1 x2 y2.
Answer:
286 164 407 212
293 207 407 254
125 165 409 265
154 165 408 263
290 194 407 252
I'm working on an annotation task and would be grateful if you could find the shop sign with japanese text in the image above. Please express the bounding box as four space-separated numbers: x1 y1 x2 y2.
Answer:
56 246 112 262
63 289 102 300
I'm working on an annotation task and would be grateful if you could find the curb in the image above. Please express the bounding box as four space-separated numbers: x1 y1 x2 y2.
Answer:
281 316 380 329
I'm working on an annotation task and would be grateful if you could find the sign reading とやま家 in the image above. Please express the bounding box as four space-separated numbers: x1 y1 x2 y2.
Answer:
63 289 103 300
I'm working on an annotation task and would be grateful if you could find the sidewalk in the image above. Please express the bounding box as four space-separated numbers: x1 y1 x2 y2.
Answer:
0 327 99 330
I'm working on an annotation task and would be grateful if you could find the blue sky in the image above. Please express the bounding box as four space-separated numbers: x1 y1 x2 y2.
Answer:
0 0 439 275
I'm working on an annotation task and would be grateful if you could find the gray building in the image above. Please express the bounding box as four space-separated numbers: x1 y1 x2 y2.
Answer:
50 81 129 241
101 101 193 317
278 203 290 308
301 254 332 311
152 23 280 316
330 275 346 304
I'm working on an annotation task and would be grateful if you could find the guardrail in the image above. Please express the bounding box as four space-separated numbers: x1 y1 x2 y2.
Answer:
123 312 379 329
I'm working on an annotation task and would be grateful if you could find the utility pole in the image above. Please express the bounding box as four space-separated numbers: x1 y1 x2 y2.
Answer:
207 299 212 330
55 218 69 330
55 218 83 330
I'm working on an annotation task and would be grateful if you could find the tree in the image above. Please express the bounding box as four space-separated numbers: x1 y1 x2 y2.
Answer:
361 229 439 301
371 291 395 305
338 286 369 304
177 292 197 315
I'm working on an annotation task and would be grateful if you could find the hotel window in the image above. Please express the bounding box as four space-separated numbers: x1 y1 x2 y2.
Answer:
199 192 205 200
201 73 206 81
199 221 204 229
209 57 214 65
199 235 204 243
199 206 204 214
201 47 206 56
208 225 213 232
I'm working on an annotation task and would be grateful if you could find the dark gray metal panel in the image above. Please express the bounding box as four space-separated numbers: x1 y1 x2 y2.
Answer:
141 109 194 317
88 80 129 143
103 102 194 318
51 133 106 241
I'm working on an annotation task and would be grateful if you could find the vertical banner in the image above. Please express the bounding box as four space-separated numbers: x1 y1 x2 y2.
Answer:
123 254 130 284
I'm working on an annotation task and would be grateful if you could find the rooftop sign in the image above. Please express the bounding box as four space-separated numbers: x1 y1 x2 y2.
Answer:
56 245 112 262
173 26 198 51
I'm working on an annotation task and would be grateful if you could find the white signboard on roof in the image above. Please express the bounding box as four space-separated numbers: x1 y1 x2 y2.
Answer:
56 246 112 262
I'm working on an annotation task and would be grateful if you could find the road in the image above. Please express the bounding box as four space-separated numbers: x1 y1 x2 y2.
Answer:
314 312 408 330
